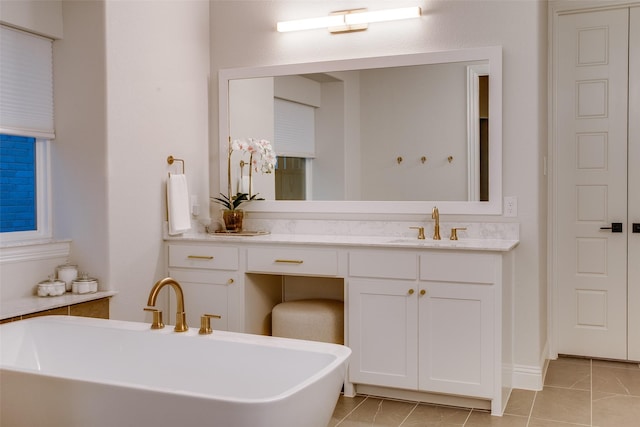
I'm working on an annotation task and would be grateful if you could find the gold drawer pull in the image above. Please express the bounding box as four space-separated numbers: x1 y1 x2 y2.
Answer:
188 255 214 260
274 259 304 264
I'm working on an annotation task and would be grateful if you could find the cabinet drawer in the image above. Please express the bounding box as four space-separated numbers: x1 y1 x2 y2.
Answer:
168 244 239 270
350 251 417 280
247 247 338 276
420 252 497 284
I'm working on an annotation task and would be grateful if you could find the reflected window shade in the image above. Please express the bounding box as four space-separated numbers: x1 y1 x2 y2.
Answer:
0 26 54 138
274 98 315 157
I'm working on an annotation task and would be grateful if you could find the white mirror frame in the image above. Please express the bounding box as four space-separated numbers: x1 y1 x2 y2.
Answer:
218 46 502 215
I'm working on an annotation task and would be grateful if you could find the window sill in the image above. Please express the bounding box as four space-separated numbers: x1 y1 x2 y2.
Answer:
0 239 71 263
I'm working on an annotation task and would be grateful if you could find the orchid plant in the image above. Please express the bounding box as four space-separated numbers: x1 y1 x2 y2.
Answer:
211 137 276 211
210 191 262 211
232 138 276 174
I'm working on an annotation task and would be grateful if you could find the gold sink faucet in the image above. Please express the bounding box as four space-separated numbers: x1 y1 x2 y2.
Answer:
146 277 189 332
432 206 441 240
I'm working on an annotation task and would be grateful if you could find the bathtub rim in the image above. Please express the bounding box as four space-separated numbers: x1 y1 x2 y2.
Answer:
0 315 351 404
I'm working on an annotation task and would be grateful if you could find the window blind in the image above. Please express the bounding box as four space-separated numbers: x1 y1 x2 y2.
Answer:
0 25 54 138
274 98 315 157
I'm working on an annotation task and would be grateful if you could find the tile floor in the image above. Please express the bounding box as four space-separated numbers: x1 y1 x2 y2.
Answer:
329 356 640 426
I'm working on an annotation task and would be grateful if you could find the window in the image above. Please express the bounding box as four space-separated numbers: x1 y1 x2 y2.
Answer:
274 99 315 200
275 156 307 200
0 25 54 243
0 134 36 232
274 98 316 157
0 134 51 242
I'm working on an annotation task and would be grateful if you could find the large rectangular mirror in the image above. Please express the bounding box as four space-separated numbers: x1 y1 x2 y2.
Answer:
218 46 502 215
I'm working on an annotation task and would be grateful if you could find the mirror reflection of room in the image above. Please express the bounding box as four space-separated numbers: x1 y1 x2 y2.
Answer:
229 61 489 202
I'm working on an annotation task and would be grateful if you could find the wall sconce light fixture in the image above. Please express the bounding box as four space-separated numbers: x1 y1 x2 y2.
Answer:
277 6 422 33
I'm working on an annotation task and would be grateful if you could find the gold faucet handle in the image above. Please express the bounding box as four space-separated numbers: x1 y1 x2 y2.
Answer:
409 226 426 240
449 227 467 240
199 313 222 335
143 307 165 329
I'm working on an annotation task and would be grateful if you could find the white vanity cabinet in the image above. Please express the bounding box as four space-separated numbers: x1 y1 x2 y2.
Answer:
167 243 240 331
418 281 494 398
348 249 506 407
348 278 419 389
418 252 497 398
348 250 420 389
165 234 516 415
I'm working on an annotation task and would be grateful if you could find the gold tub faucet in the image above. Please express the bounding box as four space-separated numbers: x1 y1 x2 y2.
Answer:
146 277 189 332
432 206 441 240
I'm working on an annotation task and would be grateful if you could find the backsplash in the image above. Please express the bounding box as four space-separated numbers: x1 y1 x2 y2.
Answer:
236 218 519 240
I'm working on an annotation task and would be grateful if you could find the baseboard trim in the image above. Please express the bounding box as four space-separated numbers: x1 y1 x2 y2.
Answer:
512 341 549 391
354 384 491 411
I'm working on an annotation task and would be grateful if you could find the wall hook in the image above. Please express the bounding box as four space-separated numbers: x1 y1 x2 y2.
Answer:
447 156 454 163
397 156 403 164
421 156 427 164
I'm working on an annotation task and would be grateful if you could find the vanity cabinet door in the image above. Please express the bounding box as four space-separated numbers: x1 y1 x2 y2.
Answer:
418 282 494 398
348 278 418 389
168 269 237 332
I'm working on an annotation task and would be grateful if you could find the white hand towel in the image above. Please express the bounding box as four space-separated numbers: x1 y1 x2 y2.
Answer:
167 174 191 235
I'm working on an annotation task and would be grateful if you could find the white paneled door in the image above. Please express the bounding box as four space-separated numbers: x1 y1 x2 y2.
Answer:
555 6 640 361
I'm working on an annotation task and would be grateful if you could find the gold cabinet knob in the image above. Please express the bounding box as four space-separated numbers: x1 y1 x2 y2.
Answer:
199 313 222 335
420 289 426 296
227 278 234 284
408 289 415 295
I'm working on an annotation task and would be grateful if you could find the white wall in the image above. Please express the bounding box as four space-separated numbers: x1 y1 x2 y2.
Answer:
0 0 69 300
2 0 210 321
210 0 548 379
360 64 469 201
228 77 276 200
0 0 63 38
104 0 210 321
53 0 109 293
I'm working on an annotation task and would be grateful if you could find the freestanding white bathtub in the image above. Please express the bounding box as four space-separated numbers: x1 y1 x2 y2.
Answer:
0 315 351 427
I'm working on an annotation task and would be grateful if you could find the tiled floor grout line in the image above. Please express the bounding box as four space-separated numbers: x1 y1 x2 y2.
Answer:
333 394 369 426
461 408 473 426
525 389 538 427
397 402 419 427
591 359 595 426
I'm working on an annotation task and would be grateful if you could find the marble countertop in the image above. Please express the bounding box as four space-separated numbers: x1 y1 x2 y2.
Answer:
166 232 519 252
1 291 118 320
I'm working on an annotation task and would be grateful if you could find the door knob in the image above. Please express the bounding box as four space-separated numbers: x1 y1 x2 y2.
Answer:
600 223 623 233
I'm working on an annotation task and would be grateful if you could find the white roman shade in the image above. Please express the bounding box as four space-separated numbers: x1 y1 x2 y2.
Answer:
0 25 54 138
274 98 315 157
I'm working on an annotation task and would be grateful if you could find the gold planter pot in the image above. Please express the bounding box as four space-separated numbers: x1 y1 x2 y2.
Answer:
222 210 244 232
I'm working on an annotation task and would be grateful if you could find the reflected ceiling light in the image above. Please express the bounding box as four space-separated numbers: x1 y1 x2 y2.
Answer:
277 6 422 33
